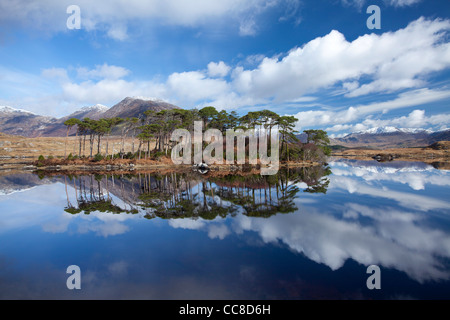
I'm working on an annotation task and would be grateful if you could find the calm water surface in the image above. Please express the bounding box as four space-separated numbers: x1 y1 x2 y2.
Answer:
0 159 449 299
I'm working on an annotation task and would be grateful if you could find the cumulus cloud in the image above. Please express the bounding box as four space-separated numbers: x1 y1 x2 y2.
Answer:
232 17 450 101
326 109 450 134
167 71 230 103
208 61 231 78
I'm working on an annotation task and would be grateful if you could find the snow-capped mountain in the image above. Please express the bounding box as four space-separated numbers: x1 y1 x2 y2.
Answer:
331 127 450 148
80 104 109 112
59 104 109 122
0 98 179 137
354 126 433 135
0 106 56 137
0 106 36 115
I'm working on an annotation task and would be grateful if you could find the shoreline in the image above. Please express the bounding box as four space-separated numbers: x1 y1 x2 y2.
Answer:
0 159 322 174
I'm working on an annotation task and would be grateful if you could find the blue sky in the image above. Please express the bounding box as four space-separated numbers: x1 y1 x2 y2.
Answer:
0 0 449 136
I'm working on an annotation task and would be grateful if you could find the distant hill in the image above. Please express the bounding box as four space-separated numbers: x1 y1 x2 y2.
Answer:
330 127 450 148
0 98 180 137
0 106 57 137
102 97 180 119
42 104 109 137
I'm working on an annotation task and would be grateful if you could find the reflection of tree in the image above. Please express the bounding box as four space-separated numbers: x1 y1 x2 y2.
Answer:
63 174 138 215
138 175 236 220
299 165 332 194
207 165 332 218
43 164 332 219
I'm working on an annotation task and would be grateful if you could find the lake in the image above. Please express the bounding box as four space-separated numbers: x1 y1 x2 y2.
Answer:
0 159 449 299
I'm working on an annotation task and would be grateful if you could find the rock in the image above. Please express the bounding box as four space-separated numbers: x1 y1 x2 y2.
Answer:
193 163 209 174
23 165 37 170
372 154 395 162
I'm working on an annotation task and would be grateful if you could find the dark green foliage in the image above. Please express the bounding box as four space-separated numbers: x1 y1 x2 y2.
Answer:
56 107 333 164
93 153 104 162
37 155 45 167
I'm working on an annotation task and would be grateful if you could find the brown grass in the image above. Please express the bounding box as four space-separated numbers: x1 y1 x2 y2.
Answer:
0 132 155 159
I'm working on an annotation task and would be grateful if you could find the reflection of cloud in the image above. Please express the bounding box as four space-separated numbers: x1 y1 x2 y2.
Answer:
230 209 450 283
168 217 231 240
331 176 449 211
343 203 421 222
168 218 205 230
42 209 136 237
41 215 72 233
108 261 129 276
330 161 450 191
77 220 129 237
208 224 230 240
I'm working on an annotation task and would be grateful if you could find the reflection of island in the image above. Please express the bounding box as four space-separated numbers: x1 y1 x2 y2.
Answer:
55 165 331 220
3 161 448 285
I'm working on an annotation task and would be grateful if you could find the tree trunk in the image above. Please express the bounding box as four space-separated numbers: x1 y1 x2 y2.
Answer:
90 134 94 158
73 129 78 156
97 135 101 155
79 134 82 157
83 134 86 157
64 127 69 158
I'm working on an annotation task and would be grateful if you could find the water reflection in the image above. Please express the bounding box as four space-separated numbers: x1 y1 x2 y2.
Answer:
0 160 449 299
56 166 332 220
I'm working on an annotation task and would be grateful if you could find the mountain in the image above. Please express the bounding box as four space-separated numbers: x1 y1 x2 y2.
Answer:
0 98 180 137
61 104 109 121
41 104 110 137
331 127 450 148
0 106 58 137
102 97 180 119
354 126 433 135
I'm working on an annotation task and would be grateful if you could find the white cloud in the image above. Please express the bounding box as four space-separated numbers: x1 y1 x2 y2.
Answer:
239 19 258 36
167 71 230 103
0 0 286 39
295 88 450 131
208 61 231 78
387 0 422 7
106 24 129 41
232 17 450 101
41 68 69 83
342 0 422 9
76 64 131 80
326 109 450 134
